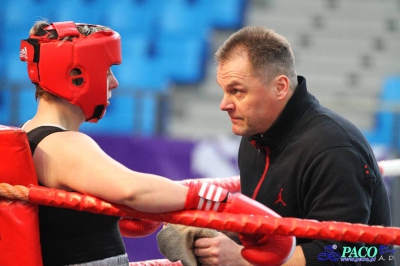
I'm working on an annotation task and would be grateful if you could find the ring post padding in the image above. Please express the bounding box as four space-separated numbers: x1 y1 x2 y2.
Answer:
0 125 43 266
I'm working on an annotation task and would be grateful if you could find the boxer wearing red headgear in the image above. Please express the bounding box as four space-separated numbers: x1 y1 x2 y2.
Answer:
20 21 121 122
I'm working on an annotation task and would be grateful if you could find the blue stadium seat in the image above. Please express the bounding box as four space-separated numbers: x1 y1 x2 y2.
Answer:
114 35 171 92
363 112 396 147
2 0 59 37
157 0 212 39
0 85 38 127
157 34 208 84
3 27 31 85
116 55 170 135
17 87 37 125
0 48 8 83
107 0 160 39
363 76 400 151
381 76 400 100
80 91 166 136
4 0 47 30
115 54 170 93
0 4 5 50
120 36 151 67
54 0 110 25
5 52 31 83
154 0 212 84
197 0 248 29
110 39 170 136
0 89 12 125
80 94 135 135
132 93 165 136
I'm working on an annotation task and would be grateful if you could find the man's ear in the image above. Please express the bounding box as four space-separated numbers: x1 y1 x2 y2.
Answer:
275 75 290 100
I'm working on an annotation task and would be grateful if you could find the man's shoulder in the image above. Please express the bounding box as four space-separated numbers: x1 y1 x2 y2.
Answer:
302 106 366 145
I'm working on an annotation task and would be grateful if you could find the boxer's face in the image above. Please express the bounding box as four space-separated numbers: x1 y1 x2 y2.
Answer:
217 53 283 137
106 68 119 106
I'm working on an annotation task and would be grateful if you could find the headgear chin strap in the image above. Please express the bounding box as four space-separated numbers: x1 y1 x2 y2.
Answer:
20 21 122 122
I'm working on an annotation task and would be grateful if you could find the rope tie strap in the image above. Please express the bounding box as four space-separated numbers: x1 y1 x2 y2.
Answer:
0 183 29 201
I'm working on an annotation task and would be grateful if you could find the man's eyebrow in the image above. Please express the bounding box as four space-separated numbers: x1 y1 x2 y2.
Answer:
226 81 242 88
216 79 242 88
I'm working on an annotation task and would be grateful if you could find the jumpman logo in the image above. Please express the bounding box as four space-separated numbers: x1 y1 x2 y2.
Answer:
275 188 287 206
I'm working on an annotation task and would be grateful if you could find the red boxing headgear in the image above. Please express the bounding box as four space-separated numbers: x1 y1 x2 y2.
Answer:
20 21 122 122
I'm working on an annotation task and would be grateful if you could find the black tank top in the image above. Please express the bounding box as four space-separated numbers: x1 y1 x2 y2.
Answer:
27 126 125 265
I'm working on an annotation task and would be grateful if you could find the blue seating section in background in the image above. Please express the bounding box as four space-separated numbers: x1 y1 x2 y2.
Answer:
363 76 400 154
0 0 247 136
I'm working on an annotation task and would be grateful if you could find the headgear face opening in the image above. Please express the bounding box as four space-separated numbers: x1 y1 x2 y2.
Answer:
20 21 122 122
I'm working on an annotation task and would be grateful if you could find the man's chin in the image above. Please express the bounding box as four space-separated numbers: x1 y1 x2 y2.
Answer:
232 126 251 137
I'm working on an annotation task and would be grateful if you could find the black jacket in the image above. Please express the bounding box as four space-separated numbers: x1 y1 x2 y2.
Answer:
239 76 393 265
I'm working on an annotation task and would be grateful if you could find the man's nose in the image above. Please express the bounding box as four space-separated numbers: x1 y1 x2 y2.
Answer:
220 95 234 111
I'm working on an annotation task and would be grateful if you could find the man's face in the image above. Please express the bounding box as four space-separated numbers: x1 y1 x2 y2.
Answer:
217 54 283 137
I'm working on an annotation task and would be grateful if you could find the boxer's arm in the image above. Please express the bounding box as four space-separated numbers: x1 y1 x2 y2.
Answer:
32 131 189 213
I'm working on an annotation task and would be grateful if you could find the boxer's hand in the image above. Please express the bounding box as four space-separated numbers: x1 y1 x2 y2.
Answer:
119 217 162 238
184 182 295 265
184 181 283 217
184 182 229 211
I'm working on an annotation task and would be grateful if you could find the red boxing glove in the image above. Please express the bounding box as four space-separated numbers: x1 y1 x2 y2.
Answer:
119 217 162 238
239 233 295 266
184 181 229 211
185 182 295 266
223 192 295 265
185 181 282 216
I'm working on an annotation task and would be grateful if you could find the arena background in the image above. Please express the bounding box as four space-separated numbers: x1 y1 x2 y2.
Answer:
1 0 399 263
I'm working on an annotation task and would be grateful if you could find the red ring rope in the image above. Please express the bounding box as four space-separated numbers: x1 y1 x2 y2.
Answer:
0 182 398 246
20 185 400 246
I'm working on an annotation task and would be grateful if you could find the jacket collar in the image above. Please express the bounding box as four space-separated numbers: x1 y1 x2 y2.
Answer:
248 76 318 151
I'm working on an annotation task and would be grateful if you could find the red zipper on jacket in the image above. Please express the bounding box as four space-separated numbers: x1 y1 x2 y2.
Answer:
250 140 270 200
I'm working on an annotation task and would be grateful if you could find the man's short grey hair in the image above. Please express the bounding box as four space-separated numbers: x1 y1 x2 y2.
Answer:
215 26 297 89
